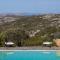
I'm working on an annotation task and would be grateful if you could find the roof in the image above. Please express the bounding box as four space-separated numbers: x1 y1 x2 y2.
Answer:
5 42 14 45
43 42 52 44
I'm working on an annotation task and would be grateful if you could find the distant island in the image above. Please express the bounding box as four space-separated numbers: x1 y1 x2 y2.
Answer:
0 14 60 47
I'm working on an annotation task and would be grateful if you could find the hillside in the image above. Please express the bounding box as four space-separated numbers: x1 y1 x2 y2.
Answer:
0 14 60 46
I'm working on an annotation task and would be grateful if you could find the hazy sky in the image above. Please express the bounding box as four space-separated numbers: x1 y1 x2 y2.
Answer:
0 0 60 14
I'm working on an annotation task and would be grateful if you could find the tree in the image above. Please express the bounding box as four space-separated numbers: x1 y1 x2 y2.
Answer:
0 32 7 47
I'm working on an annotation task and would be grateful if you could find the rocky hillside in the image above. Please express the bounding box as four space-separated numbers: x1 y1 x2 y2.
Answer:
0 14 60 46
0 14 60 32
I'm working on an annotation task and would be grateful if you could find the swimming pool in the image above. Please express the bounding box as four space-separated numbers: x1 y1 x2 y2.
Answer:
0 50 60 60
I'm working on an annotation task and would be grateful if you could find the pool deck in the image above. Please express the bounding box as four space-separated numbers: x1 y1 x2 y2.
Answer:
0 46 60 50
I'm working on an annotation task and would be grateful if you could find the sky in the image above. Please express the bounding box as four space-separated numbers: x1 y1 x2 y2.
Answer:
0 0 60 14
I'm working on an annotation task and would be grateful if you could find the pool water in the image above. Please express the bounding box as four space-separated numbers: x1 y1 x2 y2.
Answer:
0 51 60 60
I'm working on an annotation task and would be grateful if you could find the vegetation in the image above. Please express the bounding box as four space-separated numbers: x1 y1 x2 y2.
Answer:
0 14 60 47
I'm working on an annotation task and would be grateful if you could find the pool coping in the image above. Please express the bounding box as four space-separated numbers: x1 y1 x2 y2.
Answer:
0 50 60 51
0 47 60 51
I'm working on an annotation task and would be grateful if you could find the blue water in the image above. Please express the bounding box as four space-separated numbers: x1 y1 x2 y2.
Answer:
0 51 60 60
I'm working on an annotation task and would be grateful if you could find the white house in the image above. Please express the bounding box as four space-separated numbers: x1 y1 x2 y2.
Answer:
43 42 52 47
5 42 14 47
